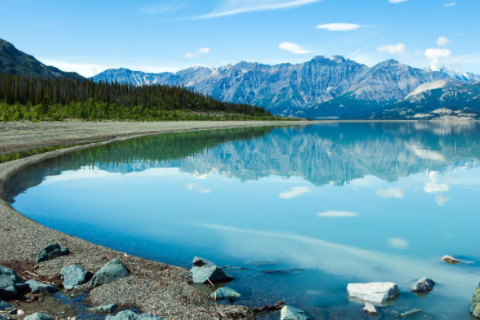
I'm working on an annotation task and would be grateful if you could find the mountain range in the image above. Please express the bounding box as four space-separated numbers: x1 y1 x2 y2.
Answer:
93 57 480 120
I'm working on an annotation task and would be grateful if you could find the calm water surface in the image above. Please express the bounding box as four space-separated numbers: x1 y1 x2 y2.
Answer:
3 123 480 320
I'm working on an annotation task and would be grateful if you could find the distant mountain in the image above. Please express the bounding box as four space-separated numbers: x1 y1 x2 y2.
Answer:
94 57 480 119
0 38 83 80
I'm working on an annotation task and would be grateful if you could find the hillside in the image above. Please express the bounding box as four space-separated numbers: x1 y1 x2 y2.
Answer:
0 38 83 80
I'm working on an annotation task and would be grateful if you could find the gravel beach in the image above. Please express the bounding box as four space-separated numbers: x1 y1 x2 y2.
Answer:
0 120 312 319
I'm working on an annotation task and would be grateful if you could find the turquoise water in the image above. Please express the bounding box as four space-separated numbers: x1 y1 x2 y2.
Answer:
3 123 480 319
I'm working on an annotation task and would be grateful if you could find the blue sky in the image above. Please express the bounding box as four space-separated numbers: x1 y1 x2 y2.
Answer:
1 0 479 77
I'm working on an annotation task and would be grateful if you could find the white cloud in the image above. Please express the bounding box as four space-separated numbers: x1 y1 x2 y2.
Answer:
436 195 450 206
185 183 211 194
443 2 456 7
388 238 408 249
141 3 186 14
197 0 321 19
316 23 361 31
279 187 311 199
376 187 404 198
185 47 211 58
279 42 311 54
389 0 408 3
425 48 452 70
376 43 406 56
317 211 359 218
437 37 452 47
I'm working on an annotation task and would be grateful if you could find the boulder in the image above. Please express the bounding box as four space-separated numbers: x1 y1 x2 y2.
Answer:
471 283 480 318
24 313 53 320
347 282 400 304
442 255 461 264
61 265 93 289
363 302 378 314
91 258 130 288
87 304 118 314
212 287 241 300
280 306 309 320
411 277 435 292
106 310 165 320
0 266 28 300
0 299 16 313
26 279 59 294
189 257 233 283
37 243 69 263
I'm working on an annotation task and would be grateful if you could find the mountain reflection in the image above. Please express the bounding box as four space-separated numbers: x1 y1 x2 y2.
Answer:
3 122 480 202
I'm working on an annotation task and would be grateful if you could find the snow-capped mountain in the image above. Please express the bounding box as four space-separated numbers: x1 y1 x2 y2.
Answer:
93 57 480 119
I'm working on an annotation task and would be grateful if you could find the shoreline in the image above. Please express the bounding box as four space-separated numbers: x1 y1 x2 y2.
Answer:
0 120 314 319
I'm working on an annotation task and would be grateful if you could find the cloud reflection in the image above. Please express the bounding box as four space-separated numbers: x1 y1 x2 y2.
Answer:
279 186 311 199
317 210 359 217
376 187 404 198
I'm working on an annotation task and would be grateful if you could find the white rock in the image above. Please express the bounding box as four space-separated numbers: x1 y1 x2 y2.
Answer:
17 310 25 316
347 282 400 304
363 302 378 314
280 306 309 320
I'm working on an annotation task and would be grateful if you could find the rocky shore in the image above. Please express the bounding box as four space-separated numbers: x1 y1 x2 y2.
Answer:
0 120 311 320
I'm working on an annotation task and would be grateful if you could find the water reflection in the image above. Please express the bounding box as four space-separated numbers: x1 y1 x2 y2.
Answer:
3 122 480 320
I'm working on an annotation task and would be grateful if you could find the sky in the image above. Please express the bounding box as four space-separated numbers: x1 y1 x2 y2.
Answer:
1 0 479 77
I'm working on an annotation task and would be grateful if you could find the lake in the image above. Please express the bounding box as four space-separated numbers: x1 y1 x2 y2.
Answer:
3 122 480 319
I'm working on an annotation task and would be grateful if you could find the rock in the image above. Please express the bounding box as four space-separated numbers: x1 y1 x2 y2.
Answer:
26 279 59 294
24 313 53 320
106 310 165 320
17 310 25 316
87 304 118 314
363 302 378 314
0 266 28 300
91 258 130 288
0 316 6 320
61 265 93 289
0 299 16 312
212 287 241 300
442 255 461 264
347 282 400 304
37 243 69 263
471 283 480 318
189 257 233 284
394 309 422 318
280 306 309 320
411 277 435 292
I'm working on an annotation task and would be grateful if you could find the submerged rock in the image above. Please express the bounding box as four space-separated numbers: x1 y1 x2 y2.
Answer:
37 243 69 263
411 277 435 292
442 255 461 264
24 313 53 320
212 287 241 300
87 304 118 314
61 265 93 289
0 316 6 320
363 302 378 314
26 279 59 294
189 257 233 284
471 283 480 318
394 309 422 318
0 299 16 313
347 282 400 304
0 266 28 300
280 306 309 320
106 310 165 320
91 258 130 288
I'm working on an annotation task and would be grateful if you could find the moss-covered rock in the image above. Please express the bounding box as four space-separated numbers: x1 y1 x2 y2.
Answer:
471 284 480 318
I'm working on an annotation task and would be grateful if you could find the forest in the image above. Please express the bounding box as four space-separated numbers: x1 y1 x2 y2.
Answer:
0 73 279 121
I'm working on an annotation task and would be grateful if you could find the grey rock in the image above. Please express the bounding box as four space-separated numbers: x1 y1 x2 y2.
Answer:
24 313 53 320
0 299 15 312
0 266 28 300
189 257 233 283
394 309 422 318
26 279 59 294
106 310 165 320
442 255 461 264
87 304 117 314
61 265 93 289
280 306 309 320
212 287 241 300
37 243 69 263
91 258 130 288
411 277 435 292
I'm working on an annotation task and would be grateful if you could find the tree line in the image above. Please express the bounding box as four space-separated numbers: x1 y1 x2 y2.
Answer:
0 73 277 121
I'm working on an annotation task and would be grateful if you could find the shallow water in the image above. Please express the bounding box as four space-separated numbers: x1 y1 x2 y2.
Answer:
3 123 480 319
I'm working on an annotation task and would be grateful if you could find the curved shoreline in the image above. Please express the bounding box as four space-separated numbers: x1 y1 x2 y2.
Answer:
0 120 313 319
